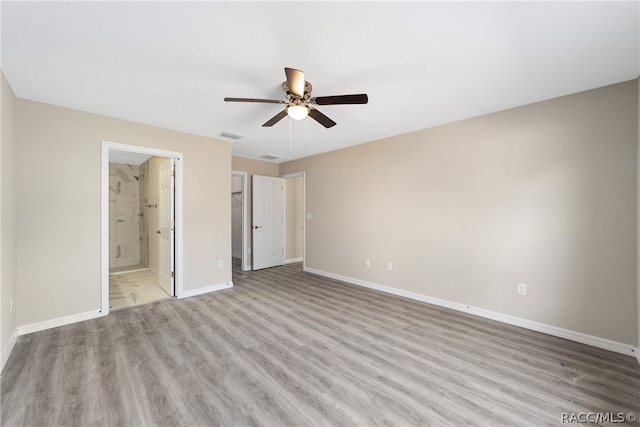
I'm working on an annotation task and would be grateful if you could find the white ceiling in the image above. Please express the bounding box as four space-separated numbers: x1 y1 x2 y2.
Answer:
2 1 639 163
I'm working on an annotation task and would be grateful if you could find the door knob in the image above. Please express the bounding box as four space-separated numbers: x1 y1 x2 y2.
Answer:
156 229 161 234
253 225 262 229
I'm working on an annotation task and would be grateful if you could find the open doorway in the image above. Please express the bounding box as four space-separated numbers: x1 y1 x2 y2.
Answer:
109 159 165 310
283 172 305 269
235 171 305 273
101 141 184 314
231 171 249 273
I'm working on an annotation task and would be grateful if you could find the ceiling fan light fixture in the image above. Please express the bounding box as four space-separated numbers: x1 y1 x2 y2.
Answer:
225 67 368 128
287 104 309 120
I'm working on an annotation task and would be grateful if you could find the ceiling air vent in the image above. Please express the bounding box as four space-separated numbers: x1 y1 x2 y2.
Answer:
261 154 281 161
219 131 244 140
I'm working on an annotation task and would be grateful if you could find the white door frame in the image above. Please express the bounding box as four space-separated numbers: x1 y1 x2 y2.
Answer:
281 171 306 270
232 171 250 271
101 141 184 314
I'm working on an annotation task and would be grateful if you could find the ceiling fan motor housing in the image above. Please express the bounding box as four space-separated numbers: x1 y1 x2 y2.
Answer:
282 81 313 100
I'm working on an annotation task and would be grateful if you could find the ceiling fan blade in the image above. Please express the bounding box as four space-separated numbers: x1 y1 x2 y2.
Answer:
308 108 337 128
262 109 288 127
311 94 369 105
285 67 305 98
224 97 285 104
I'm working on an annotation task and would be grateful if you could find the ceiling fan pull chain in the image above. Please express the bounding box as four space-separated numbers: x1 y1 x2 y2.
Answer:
305 117 308 149
289 117 293 153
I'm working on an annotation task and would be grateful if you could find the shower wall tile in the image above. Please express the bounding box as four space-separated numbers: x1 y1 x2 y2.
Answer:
109 163 141 268
109 243 116 266
139 160 149 268
120 182 139 198
109 200 116 223
115 231 140 267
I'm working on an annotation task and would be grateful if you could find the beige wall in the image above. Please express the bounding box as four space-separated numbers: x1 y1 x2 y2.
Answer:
281 80 638 345
285 175 304 261
1 72 18 366
231 156 280 263
15 99 232 327
232 156 280 175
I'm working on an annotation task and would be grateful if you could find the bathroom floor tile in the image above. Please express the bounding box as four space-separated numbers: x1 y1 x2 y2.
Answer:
109 269 170 311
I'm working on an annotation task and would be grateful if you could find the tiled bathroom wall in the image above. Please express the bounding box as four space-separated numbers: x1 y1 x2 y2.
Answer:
139 160 149 268
109 163 144 269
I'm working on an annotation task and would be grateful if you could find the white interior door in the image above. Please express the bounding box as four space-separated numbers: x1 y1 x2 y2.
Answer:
159 158 175 295
252 175 285 270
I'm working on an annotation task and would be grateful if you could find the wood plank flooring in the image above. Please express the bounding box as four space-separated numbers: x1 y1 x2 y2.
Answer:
2 262 639 426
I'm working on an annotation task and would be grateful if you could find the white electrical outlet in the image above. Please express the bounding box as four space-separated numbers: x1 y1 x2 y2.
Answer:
247 248 251 255
387 261 393 271
9 299 13 313
218 260 224 269
517 283 527 295
365 259 370 267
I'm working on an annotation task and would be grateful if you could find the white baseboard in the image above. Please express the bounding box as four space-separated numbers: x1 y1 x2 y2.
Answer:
179 282 233 299
286 257 303 264
305 267 637 358
16 310 105 337
635 347 640 365
7 280 233 359
1 330 18 374
149 265 160 277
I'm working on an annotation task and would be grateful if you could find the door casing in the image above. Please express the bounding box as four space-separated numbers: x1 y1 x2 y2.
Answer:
101 141 184 314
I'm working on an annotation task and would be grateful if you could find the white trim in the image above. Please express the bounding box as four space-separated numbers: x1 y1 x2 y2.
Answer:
286 257 303 264
16 310 105 336
635 347 640 365
178 282 233 299
1 330 18 373
102 141 184 314
305 267 637 358
231 171 250 271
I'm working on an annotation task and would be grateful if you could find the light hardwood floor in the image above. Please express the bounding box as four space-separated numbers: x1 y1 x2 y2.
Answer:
2 262 639 426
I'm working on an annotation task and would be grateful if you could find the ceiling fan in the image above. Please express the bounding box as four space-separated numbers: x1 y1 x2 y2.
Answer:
224 67 368 128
